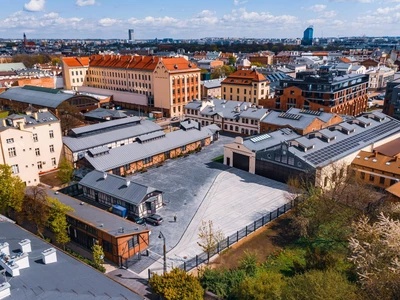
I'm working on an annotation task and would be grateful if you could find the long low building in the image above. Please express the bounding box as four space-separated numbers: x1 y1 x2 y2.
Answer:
225 111 400 186
79 121 220 175
63 116 163 163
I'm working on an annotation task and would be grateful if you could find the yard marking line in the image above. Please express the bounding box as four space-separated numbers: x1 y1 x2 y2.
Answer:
125 268 141 276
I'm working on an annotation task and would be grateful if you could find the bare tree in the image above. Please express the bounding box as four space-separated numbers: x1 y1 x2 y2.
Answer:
23 186 50 238
197 220 224 263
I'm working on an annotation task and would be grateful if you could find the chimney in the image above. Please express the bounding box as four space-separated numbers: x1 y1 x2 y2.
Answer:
0 242 10 256
18 122 24 131
103 173 108 180
33 112 38 120
197 121 201 131
1 119 6 127
126 179 130 187
18 239 31 253
41 248 57 265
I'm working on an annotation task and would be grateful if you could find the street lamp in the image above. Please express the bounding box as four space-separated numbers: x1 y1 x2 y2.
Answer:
158 232 167 274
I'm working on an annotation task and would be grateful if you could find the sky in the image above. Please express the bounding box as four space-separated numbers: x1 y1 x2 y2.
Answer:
0 0 400 39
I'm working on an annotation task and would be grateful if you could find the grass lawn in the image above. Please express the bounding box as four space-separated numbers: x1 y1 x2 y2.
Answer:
212 155 224 163
0 111 9 118
209 211 300 270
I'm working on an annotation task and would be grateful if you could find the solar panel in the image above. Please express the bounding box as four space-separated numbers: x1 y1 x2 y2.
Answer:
250 133 271 143
300 109 322 116
279 112 302 120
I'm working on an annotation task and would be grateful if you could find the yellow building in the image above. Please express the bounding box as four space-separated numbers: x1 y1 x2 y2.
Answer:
221 70 270 105
85 55 201 117
62 57 89 90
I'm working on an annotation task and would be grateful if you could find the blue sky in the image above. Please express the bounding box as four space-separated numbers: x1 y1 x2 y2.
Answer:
0 0 399 39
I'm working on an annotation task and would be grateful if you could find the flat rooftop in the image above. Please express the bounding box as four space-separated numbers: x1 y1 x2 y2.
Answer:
0 220 143 299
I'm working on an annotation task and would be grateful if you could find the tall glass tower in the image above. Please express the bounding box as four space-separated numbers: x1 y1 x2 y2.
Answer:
302 26 313 46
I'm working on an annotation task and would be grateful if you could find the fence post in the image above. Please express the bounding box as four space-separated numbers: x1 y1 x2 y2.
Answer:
196 255 198 266
262 216 265 226
245 225 248 236
184 261 186 271
237 231 239 242
227 236 230 247
217 242 220 254
270 211 272 221
207 252 210 263
284 203 287 212
254 221 256 231
148 269 151 280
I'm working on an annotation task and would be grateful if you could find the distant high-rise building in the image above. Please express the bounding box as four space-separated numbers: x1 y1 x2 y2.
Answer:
302 25 313 46
128 29 134 41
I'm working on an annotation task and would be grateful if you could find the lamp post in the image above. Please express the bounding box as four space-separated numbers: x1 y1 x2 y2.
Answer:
158 232 167 274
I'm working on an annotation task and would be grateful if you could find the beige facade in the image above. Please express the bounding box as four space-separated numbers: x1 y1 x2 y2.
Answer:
0 109 63 186
85 55 201 117
366 67 395 90
62 57 89 90
221 70 270 105
224 137 256 173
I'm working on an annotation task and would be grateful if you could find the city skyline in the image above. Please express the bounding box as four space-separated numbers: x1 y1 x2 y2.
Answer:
0 0 400 39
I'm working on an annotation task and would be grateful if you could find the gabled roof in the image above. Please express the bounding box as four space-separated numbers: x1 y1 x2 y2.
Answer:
79 170 159 205
62 57 89 67
222 70 268 85
0 62 26 72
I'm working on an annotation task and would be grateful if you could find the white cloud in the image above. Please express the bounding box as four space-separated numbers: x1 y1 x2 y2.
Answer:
308 4 326 12
322 10 337 17
233 0 248 6
375 4 400 14
98 18 120 27
23 0 45 12
76 0 97 6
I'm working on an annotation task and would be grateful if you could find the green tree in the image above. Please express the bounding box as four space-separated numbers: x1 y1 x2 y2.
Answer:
228 55 237 65
149 268 203 300
197 220 224 263
238 250 259 276
200 268 246 299
211 65 235 79
250 62 265 68
22 186 50 238
0 164 26 213
58 158 74 184
47 196 74 247
233 270 285 300
51 57 61 66
283 269 361 300
92 241 105 268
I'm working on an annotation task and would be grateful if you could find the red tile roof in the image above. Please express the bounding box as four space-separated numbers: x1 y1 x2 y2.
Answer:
62 57 89 67
222 70 268 85
160 57 199 72
386 182 400 199
339 57 351 63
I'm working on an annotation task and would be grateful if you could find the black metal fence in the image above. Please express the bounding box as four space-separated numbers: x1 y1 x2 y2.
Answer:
149 199 297 277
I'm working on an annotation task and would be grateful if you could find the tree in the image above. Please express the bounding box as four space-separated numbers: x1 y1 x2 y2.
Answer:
22 186 50 238
149 268 203 300
251 62 265 68
211 65 235 79
57 102 84 134
51 57 61 66
197 220 224 262
0 164 26 214
58 158 74 184
348 213 400 300
47 196 74 247
238 250 258 276
92 241 105 268
228 55 237 65
233 270 285 300
283 269 361 300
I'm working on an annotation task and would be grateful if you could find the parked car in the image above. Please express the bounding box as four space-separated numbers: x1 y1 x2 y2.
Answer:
171 116 179 121
144 214 163 226
128 215 146 225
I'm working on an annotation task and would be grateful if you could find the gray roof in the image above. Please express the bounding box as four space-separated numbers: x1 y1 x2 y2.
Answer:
0 220 143 299
39 187 149 236
201 78 225 89
79 170 159 206
136 130 166 143
0 62 26 72
85 125 219 171
83 108 127 119
0 110 59 132
241 129 300 152
289 112 400 168
63 119 162 152
261 108 337 130
70 116 141 136
180 120 200 130
0 86 73 108
185 99 268 120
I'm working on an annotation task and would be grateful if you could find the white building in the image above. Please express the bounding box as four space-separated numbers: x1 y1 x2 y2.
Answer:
0 109 63 185
61 57 89 90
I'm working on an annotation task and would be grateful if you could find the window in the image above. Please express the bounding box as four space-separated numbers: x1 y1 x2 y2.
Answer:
379 177 385 185
52 158 56 166
49 145 54 153
6 138 14 144
37 161 42 170
102 240 112 253
181 145 187 151
33 133 38 142
128 236 138 249
143 157 153 164
49 130 54 138
71 71 74 76
8 147 16 157
369 174 375 182
390 179 396 186
35 148 40 156
80 70 82 75
360 172 365 180
11 164 19 174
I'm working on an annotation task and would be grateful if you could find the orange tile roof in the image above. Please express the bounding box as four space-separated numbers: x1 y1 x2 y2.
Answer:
222 70 268 85
351 150 400 176
161 57 199 72
374 138 400 157
386 182 400 199
339 57 351 63
62 57 89 67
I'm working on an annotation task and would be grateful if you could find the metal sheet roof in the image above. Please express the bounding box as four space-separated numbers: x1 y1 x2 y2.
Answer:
79 170 159 205
71 116 141 136
85 125 219 171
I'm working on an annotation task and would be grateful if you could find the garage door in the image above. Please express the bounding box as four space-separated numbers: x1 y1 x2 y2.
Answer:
233 152 250 172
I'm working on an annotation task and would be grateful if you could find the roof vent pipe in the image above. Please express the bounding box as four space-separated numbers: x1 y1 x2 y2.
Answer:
103 173 108 180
